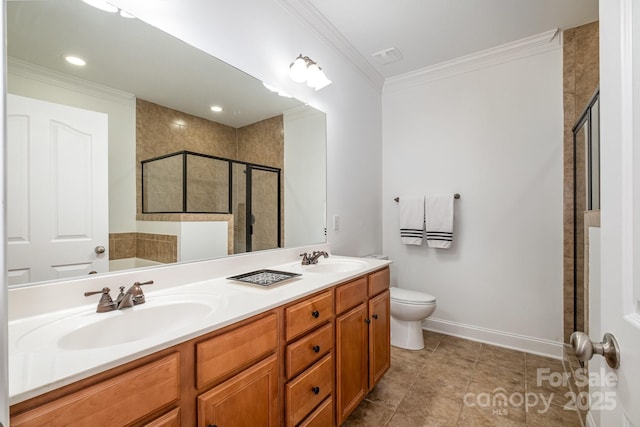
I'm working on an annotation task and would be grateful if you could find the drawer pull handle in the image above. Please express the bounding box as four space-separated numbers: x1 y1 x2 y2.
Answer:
207 425 218 427
312 345 321 353
372 314 378 319
365 318 371 324
311 310 320 318
312 386 320 395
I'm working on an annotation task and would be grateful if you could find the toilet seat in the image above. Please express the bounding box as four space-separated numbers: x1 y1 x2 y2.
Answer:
390 287 436 305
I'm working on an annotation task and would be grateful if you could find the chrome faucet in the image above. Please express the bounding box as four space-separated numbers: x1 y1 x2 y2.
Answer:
300 250 329 265
84 287 116 313
85 280 154 312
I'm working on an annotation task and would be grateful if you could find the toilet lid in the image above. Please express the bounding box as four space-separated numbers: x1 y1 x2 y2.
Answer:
390 287 436 304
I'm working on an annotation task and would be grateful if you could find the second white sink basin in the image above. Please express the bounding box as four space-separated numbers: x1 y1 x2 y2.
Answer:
287 259 369 274
16 295 224 351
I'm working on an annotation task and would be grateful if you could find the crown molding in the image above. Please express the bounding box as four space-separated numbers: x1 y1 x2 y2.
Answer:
384 29 561 94
8 57 135 105
273 0 385 91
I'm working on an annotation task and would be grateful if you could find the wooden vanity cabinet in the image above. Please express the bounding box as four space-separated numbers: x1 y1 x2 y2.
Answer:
283 289 335 427
335 267 390 425
9 266 391 427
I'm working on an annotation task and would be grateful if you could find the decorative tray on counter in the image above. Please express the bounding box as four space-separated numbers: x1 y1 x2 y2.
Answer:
226 269 301 287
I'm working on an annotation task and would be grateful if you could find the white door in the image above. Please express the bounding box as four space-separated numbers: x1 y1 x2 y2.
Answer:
7 94 109 285
595 0 640 425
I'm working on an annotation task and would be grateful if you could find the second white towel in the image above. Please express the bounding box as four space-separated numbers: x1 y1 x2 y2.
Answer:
426 194 454 248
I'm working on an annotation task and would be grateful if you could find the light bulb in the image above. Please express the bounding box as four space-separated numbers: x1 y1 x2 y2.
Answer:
289 56 309 83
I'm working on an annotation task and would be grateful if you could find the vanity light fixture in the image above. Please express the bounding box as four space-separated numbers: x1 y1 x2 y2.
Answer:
288 54 331 90
210 106 223 113
65 55 86 66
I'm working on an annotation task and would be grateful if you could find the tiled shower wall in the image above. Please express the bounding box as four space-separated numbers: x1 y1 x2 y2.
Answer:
136 99 284 252
562 21 599 342
109 232 178 263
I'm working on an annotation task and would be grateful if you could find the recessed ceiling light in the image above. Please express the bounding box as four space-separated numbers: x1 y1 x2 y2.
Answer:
81 0 118 13
210 106 223 113
65 56 86 66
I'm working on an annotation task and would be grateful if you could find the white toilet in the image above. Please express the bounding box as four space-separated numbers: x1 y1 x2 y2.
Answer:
390 287 437 350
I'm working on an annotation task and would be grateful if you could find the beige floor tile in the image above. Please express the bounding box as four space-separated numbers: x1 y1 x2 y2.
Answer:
423 330 446 351
346 334 582 427
391 344 433 366
385 359 425 386
342 399 396 426
457 405 526 426
472 362 526 394
365 376 412 410
477 344 526 373
525 402 582 427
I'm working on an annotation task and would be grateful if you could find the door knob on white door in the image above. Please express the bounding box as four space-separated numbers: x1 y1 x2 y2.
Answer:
95 246 106 254
570 331 620 369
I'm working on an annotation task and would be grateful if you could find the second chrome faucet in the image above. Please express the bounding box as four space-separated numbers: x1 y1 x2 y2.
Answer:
85 280 154 312
300 251 329 265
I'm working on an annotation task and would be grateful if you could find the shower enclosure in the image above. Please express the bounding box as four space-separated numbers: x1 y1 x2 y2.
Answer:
141 151 281 253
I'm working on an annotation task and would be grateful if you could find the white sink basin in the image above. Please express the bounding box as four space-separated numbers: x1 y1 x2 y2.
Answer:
16 295 224 351
287 259 369 274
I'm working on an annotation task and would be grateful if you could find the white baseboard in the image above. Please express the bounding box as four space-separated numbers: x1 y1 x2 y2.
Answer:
423 317 564 359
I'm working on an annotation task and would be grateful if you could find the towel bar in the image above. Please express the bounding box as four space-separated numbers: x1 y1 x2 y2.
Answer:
394 194 460 202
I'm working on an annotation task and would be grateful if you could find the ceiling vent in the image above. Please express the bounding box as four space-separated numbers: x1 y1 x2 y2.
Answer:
371 47 403 65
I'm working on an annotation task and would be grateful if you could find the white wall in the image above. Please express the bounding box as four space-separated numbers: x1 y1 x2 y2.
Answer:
382 36 564 355
284 106 327 247
109 0 384 257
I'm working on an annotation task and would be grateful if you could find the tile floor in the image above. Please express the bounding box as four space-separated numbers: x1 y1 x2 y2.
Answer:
343 331 584 426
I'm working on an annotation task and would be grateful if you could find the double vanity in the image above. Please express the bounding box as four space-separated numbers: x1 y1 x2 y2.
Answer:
8 246 391 426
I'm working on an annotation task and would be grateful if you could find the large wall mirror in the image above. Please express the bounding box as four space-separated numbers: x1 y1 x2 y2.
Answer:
6 0 327 287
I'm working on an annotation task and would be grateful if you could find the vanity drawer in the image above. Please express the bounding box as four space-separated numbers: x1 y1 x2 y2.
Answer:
335 277 367 315
196 313 278 389
286 322 333 379
368 267 390 297
298 397 333 427
286 290 333 341
11 353 180 427
285 354 333 427
143 407 180 427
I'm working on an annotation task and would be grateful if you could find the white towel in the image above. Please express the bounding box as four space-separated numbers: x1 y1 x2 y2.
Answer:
399 195 424 245
425 194 454 248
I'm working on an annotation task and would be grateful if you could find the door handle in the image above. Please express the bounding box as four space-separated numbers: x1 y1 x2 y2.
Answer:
95 245 106 254
570 331 620 369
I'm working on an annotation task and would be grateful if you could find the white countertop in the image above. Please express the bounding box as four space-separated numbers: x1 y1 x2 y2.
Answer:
8 248 390 405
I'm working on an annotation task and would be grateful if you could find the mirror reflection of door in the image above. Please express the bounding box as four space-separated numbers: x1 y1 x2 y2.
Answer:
7 94 109 284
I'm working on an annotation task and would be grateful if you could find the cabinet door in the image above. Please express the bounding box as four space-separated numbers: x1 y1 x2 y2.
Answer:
335 303 368 425
197 355 279 427
369 290 390 388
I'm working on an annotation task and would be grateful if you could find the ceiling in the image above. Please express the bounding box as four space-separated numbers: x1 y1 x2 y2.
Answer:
7 0 303 128
306 0 599 79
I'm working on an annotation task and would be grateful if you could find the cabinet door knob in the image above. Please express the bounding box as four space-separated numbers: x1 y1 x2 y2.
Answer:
364 318 371 324
311 386 320 395
311 310 320 318
312 345 321 353
372 314 378 319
